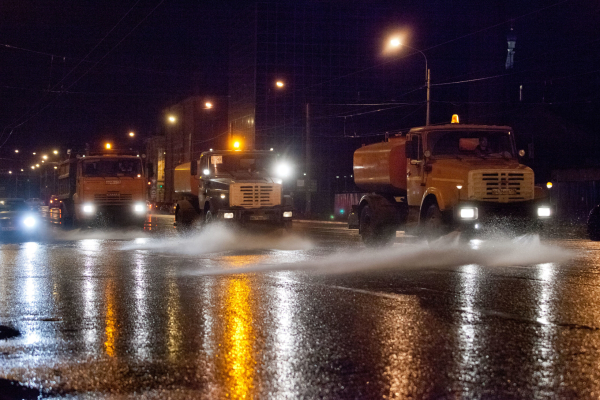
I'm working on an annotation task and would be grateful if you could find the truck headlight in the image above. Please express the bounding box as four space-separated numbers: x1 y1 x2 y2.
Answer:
134 203 145 213
459 207 478 220
275 162 292 178
23 216 36 228
537 206 551 218
224 212 234 219
283 211 293 218
83 204 95 214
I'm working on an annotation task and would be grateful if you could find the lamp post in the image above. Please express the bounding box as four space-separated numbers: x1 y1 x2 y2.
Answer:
390 39 430 126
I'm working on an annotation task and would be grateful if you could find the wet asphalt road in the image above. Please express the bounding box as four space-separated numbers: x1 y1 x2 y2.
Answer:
1 215 600 399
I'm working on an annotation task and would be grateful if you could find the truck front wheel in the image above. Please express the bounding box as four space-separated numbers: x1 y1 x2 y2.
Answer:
422 203 445 239
360 205 395 246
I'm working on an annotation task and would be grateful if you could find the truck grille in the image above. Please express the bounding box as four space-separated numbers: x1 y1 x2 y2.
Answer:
468 170 534 202
230 183 281 208
94 193 133 204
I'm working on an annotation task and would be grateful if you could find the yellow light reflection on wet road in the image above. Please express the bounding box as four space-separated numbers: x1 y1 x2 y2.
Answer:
104 280 117 357
224 276 254 399
219 254 261 400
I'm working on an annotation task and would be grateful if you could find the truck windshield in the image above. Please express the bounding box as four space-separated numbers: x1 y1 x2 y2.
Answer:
428 130 515 159
82 158 143 177
214 154 277 174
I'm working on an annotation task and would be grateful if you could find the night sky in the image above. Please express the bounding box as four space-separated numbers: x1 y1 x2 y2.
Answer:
1 0 599 171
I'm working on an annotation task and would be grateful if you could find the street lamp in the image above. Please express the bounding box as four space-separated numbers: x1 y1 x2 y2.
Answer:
204 102 213 109
129 131 135 137
168 115 177 124
275 80 285 88
389 38 430 126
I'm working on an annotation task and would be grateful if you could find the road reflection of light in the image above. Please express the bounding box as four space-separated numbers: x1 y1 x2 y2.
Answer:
533 263 558 387
273 273 299 395
222 254 271 268
104 280 117 357
132 252 150 360
224 276 255 399
456 264 480 385
80 240 101 352
166 277 182 360
20 242 41 344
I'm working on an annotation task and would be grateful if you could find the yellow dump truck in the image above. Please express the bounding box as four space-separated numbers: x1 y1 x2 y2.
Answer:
350 120 552 244
174 150 293 229
54 151 147 227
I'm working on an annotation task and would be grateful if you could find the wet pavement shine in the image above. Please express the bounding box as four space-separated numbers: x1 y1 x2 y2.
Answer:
1 215 600 398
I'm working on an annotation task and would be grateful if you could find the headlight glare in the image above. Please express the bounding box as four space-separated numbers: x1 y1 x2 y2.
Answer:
134 203 145 213
283 211 293 218
23 216 36 228
538 206 551 218
460 207 477 220
83 204 95 214
224 213 234 219
275 162 292 178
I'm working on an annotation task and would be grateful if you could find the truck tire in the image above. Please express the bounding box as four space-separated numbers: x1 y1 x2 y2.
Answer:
422 203 444 239
360 205 395 246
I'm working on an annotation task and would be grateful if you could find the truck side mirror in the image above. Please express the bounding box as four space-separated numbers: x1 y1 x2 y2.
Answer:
190 160 197 176
147 163 154 178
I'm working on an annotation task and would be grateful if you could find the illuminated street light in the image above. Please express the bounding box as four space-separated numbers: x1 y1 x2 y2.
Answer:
8 171 12 174
388 36 430 126
31 166 35 170
42 155 48 160
168 115 177 123
205 102 213 109
36 164 39 167
33 152 36 155
14 149 19 153
129 131 135 137
106 143 112 150
275 80 285 88
53 150 58 155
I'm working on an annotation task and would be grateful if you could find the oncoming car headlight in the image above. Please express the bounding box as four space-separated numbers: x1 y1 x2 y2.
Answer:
23 216 36 228
537 206 551 218
283 211 293 218
133 203 146 213
83 204 95 214
459 207 478 220
223 213 234 219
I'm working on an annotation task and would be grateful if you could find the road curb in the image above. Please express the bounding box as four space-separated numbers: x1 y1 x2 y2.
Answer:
293 219 348 225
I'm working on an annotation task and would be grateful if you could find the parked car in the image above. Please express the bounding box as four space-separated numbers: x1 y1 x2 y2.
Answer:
0 198 41 239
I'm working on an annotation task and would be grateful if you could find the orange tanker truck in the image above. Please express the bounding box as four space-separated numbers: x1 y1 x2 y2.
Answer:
350 117 552 245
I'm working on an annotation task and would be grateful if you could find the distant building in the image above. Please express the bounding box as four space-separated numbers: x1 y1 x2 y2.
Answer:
157 96 229 203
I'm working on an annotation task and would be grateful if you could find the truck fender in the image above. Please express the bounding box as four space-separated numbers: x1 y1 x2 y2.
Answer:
420 188 446 211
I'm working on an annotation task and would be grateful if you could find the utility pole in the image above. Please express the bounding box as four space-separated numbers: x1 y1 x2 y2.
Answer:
426 68 430 126
305 103 311 215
